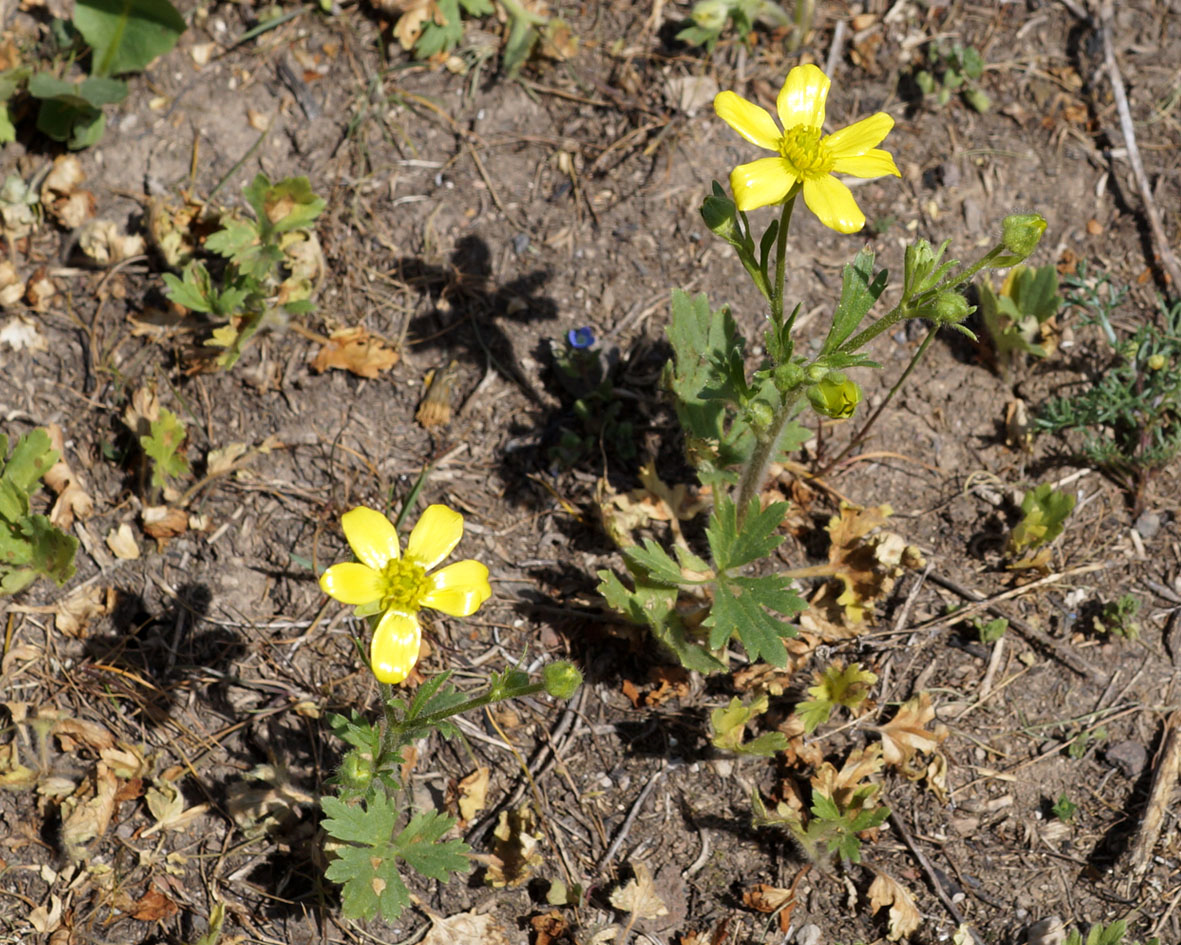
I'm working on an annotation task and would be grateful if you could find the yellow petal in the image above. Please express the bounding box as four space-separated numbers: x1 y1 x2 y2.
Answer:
341 506 399 569
421 559 492 616
824 113 895 158
405 504 464 570
729 157 797 212
777 63 829 132
714 90 782 151
320 562 383 605
831 149 901 179
370 611 421 684
802 174 865 234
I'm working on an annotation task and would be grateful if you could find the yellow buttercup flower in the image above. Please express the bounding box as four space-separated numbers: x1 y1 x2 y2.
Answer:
320 505 492 684
714 63 900 233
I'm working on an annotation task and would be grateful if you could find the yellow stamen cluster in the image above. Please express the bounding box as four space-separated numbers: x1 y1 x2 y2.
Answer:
780 126 832 176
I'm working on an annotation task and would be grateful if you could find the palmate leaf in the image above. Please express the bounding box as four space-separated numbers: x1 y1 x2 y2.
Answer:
822 248 887 355
706 497 788 570
140 409 190 487
706 576 802 667
321 794 470 921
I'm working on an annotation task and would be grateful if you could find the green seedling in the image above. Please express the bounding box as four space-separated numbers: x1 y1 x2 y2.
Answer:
0 428 78 594
914 42 991 112
163 174 325 369
751 747 889 865
140 409 191 489
710 693 788 756
1006 483 1076 569
1091 593 1140 639
1065 920 1159 945
977 263 1061 379
394 0 573 76
976 617 1008 644
795 661 877 733
0 0 185 148
548 328 636 469
1036 267 1181 509
1051 793 1077 821
1067 726 1106 760
677 0 797 52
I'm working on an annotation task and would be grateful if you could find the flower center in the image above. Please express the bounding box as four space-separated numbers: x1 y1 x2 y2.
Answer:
779 125 833 177
379 558 427 613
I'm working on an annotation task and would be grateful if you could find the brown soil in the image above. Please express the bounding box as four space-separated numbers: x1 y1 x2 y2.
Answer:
2 1 1180 944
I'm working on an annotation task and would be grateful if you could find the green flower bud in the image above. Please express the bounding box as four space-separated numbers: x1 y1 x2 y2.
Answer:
929 290 971 325
1001 213 1047 261
701 193 741 245
805 364 828 384
691 0 729 30
1147 353 1167 371
543 661 583 700
1118 340 1139 361
808 376 861 420
339 750 375 790
746 400 774 430
773 362 805 392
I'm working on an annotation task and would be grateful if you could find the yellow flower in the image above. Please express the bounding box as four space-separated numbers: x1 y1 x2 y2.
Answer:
320 505 492 684
714 63 900 233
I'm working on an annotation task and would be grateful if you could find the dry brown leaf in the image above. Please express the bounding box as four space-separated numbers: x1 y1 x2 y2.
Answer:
0 259 30 305
105 523 140 560
206 442 249 476
28 894 62 933
53 717 114 753
25 266 57 311
43 424 94 529
479 806 543 887
608 861 668 920
77 219 146 265
310 326 399 378
124 385 161 437
876 692 949 775
54 584 115 638
392 0 432 49
131 885 179 922
61 761 119 862
455 766 489 823
811 743 883 810
0 315 43 350
868 869 922 941
0 742 38 790
742 883 795 930
142 506 188 543
101 744 149 780
530 910 570 945
142 778 210 836
416 361 459 428
421 909 511 945
41 156 95 229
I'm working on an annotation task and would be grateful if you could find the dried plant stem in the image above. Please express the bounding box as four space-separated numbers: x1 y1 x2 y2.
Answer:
1099 3 1181 292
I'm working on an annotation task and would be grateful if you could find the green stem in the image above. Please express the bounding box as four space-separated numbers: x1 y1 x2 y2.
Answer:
817 325 937 476
735 387 805 524
770 191 799 325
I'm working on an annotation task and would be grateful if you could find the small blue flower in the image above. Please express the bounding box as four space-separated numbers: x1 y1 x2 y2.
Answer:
567 327 595 349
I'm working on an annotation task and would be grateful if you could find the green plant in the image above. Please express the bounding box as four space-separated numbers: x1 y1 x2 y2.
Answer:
548 328 636 469
677 0 796 52
1091 593 1140 639
795 661 877 733
0 0 185 148
597 66 1044 674
323 664 581 919
1051 793 1077 821
976 616 1008 644
0 429 78 594
140 409 191 489
977 263 1061 379
1006 483 1076 569
913 42 991 113
1064 920 1159 945
392 0 572 76
710 693 788 756
1036 268 1181 508
163 174 325 369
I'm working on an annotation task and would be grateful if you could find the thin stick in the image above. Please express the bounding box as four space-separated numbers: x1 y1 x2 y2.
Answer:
923 568 1107 682
1099 3 1181 291
595 760 668 870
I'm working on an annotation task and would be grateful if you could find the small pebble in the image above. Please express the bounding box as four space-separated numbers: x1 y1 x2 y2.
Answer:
795 924 822 945
511 233 530 254
1134 510 1161 540
1106 740 1148 779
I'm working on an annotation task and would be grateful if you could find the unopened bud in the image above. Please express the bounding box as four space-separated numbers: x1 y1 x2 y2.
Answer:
701 193 741 244
746 400 774 430
1147 353 1167 371
808 375 861 420
691 0 729 29
1001 213 1046 261
543 661 582 700
930 290 971 325
773 362 804 392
